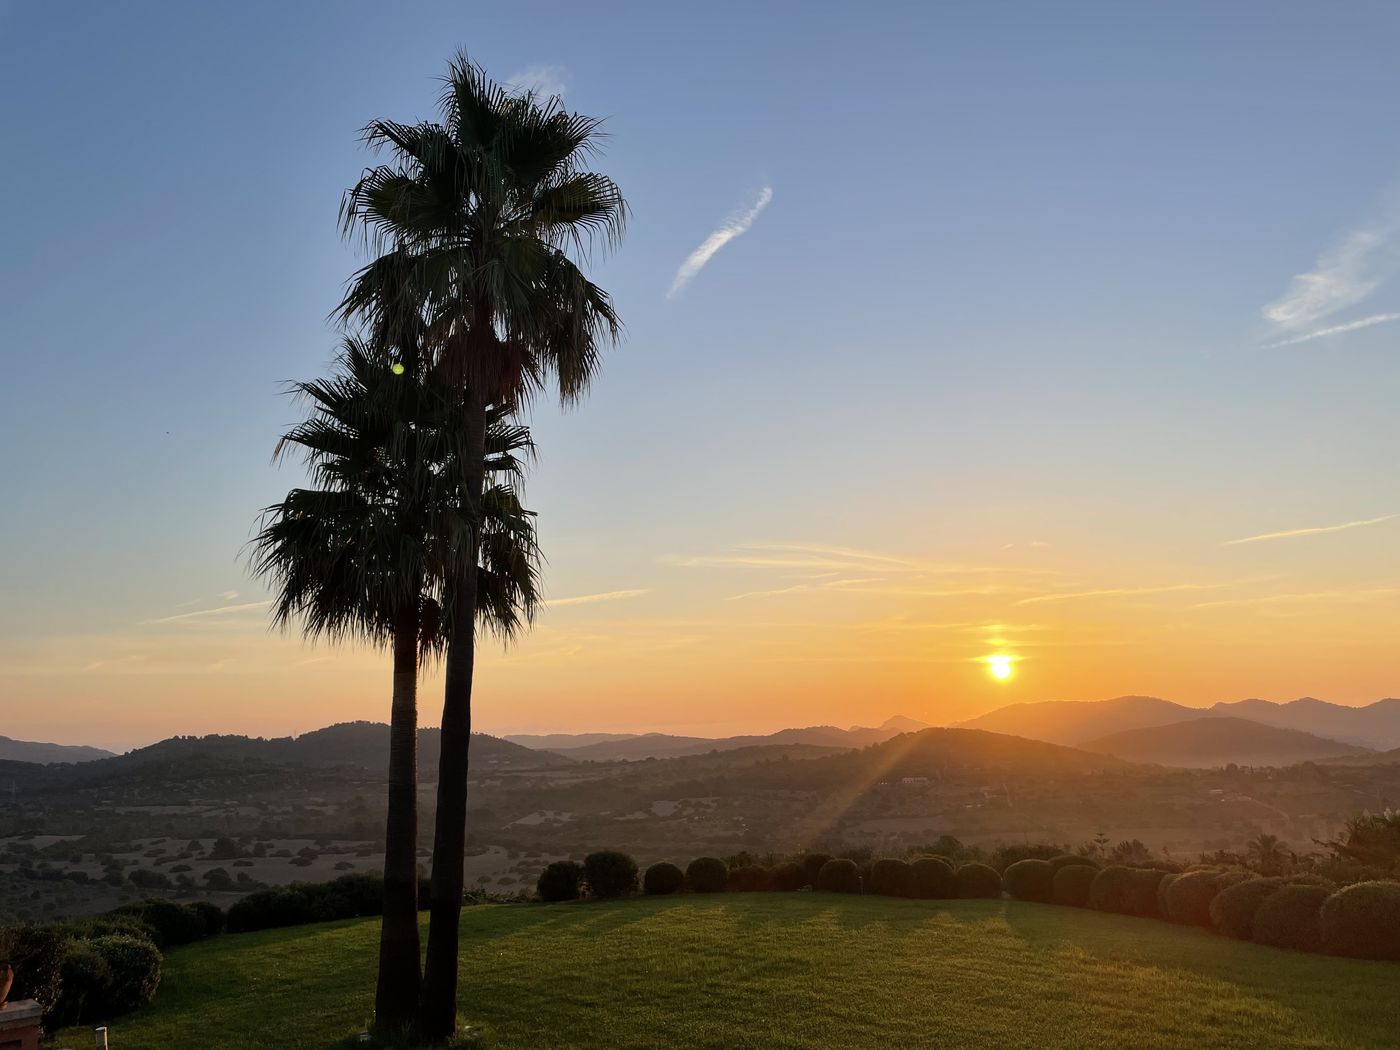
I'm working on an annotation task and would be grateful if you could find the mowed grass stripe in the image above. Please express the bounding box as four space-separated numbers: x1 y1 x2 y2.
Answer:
50 895 1396 1049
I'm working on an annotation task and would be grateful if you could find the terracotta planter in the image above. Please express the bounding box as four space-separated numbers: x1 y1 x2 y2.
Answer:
0 962 12 1007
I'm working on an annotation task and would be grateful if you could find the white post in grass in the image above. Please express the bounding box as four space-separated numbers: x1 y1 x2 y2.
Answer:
95 1027 109 1050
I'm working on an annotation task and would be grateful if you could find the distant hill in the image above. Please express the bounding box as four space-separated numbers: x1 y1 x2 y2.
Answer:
956 696 1198 746
1207 698 1400 750
0 736 113 764
1079 717 1370 768
521 715 930 762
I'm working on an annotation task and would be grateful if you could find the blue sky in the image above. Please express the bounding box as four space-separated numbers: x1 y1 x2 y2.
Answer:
3 2 1400 749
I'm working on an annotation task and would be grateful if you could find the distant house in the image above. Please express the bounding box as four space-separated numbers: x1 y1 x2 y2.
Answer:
901 776 929 786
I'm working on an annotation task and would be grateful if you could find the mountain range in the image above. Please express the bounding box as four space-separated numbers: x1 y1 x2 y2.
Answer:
1078 717 1370 768
0 735 115 765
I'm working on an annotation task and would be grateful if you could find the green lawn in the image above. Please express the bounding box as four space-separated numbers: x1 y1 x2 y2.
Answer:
49 895 1398 1050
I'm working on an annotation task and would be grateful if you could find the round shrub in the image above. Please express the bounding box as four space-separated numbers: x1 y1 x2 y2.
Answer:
1254 884 1330 953
190 901 225 937
771 862 806 891
728 865 773 892
536 860 584 903
799 853 832 888
1048 854 1098 873
114 899 203 947
817 858 860 894
686 857 729 894
956 863 1002 899
49 940 112 1027
642 862 684 896
1004 859 1055 903
89 934 162 1016
583 851 638 899
909 856 957 900
1163 870 1235 927
1052 863 1098 908
1089 866 1167 918
1319 881 1400 960
1210 877 1285 940
2 924 68 1011
1155 873 1179 918
869 859 913 898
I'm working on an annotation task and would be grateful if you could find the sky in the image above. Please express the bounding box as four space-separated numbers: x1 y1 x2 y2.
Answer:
2 2 1400 751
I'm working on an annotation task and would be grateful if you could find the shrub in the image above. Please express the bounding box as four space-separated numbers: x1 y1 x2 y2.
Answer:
1210 877 1285 940
114 899 204 947
190 901 225 937
1052 863 1098 908
956 863 1002 899
1 924 67 1011
869 859 913 898
1003 859 1055 903
536 861 584 903
728 865 773 892
990 843 1063 870
642 862 685 896
1089 866 1167 918
1048 854 1098 873
816 858 860 894
686 857 729 894
909 856 957 900
1155 873 1179 918
1319 881 1400 960
771 862 806 891
583 851 638 899
1254 884 1330 953
49 940 112 1027
89 934 162 1016
1163 870 1236 927
799 853 832 888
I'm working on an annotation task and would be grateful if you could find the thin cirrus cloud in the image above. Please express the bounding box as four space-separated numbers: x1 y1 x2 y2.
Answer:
1262 195 1400 345
549 589 649 608
1192 588 1400 609
1014 582 1231 606
1224 513 1399 545
141 600 272 626
667 186 773 299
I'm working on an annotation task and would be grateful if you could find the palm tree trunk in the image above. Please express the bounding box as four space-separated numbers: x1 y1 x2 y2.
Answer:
418 392 487 1040
375 610 422 1032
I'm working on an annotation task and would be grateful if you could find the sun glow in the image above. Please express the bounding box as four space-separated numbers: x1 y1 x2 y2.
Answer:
986 654 1015 681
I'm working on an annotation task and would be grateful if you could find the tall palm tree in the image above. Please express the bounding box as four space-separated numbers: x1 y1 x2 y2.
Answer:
249 338 538 1033
339 54 624 1038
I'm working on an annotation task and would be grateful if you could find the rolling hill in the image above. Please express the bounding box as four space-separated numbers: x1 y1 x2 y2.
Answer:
1078 717 1370 768
0 735 113 764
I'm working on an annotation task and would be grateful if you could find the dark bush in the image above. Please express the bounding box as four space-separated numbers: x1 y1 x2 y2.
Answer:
63 914 154 944
1 924 67 1011
728 865 773 892
536 861 585 903
49 940 112 1027
869 859 913 898
1003 859 1055 903
642 862 684 896
1155 873 1179 918
1088 866 1167 918
817 858 860 894
990 843 1062 871
89 934 162 1016
1319 881 1400 960
1163 870 1240 927
1210 877 1285 940
799 853 832 888
584 851 638 899
687 857 729 893
190 901 225 937
771 862 806 891
956 863 1002 899
1052 863 1098 908
909 856 957 900
1048 854 1099 873
1254 884 1330 953
114 899 204 947
223 874 385 933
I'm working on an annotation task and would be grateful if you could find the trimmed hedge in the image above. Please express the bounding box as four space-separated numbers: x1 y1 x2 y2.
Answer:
1004 859 1055 903
817 858 861 894
49 940 111 1027
1163 870 1242 927
1 925 68 1012
799 853 832 888
686 857 729 894
1254 884 1330 954
642 862 685 896
190 901 225 937
536 860 584 902
1089 866 1166 918
89 934 162 1016
111 899 204 948
1155 873 1179 918
956 863 1002 900
1052 863 1098 908
910 856 957 900
1210 877 1285 940
870 859 913 898
729 865 774 892
1319 881 1400 960
1048 854 1098 873
771 862 806 891
584 851 638 899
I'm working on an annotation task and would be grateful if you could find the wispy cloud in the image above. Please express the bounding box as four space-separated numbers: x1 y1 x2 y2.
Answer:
669 543 1056 577
1224 513 1398 545
549 589 649 608
1015 583 1229 606
1262 195 1400 344
142 600 272 625
507 64 568 100
1193 588 1400 609
216 590 240 602
667 186 773 299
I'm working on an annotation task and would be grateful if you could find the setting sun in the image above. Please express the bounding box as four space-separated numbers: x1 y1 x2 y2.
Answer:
987 654 1015 681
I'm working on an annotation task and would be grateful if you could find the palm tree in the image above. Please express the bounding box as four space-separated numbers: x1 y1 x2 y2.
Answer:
249 338 538 1033
338 54 624 1038
1246 833 1291 875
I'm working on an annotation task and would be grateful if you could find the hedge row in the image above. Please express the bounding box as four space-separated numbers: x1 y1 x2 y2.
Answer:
0 923 164 1028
